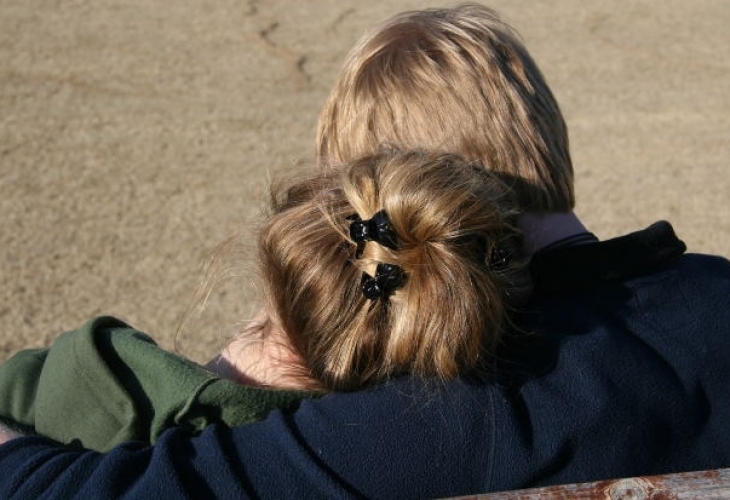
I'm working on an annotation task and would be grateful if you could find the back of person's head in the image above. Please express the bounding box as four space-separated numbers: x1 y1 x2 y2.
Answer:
316 4 574 213
258 150 528 391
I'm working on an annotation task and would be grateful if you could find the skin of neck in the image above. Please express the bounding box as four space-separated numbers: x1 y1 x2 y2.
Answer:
518 211 590 256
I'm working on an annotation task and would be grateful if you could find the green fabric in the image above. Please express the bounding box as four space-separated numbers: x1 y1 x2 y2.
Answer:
0 316 316 452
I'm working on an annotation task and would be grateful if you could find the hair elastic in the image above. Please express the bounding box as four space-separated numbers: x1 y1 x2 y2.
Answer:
361 263 406 301
487 245 511 270
348 210 399 254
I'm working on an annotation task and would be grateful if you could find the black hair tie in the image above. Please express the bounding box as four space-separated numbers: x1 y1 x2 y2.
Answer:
348 210 399 255
487 245 511 270
361 263 406 301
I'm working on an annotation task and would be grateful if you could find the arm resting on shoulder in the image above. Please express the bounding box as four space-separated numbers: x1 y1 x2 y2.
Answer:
0 379 492 500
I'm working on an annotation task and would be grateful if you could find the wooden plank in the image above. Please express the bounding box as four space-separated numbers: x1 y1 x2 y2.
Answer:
445 468 730 500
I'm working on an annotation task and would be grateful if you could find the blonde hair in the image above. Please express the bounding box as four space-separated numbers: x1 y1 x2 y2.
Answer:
316 4 574 212
258 150 527 391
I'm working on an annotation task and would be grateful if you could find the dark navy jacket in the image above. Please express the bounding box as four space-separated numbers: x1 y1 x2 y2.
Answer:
1 222 729 499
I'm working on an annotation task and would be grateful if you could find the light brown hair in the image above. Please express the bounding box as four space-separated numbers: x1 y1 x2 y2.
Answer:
316 4 574 212
258 150 527 391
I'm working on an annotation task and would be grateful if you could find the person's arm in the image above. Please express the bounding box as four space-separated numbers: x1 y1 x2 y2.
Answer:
0 377 495 499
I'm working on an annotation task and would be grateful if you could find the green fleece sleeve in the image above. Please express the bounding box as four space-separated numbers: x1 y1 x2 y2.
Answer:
1 316 171 451
0 347 49 432
0 316 316 453
33 317 154 451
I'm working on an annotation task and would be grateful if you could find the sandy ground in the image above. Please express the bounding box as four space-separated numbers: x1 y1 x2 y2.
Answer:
1 1 729 363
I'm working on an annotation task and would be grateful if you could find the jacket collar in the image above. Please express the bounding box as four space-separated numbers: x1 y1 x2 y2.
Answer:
529 221 687 296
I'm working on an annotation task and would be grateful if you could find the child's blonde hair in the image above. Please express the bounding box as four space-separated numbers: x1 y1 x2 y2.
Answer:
258 150 527 391
316 4 574 213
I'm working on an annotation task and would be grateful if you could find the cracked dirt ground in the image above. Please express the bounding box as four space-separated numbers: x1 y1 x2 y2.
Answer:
1 1 729 362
